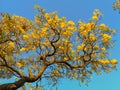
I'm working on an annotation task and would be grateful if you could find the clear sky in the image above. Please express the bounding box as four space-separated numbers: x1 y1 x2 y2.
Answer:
0 0 120 90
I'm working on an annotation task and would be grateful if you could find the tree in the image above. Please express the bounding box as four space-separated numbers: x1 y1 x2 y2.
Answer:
0 5 118 90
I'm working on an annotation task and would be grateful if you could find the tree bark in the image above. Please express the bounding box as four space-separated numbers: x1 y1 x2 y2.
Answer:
0 78 26 90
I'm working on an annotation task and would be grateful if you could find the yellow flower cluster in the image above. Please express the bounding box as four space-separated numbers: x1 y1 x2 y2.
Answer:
60 22 66 28
17 25 26 34
99 23 106 28
98 59 118 65
31 32 39 39
16 62 22 68
8 42 15 48
102 34 112 43
98 60 110 65
67 20 75 26
64 57 68 61
93 9 102 16
44 40 50 45
80 30 87 36
66 26 75 31
92 15 98 21
43 12 76 38
111 59 118 64
23 34 30 40
45 13 51 19
63 30 73 37
35 16 40 23
101 47 106 51
92 9 102 21
94 45 99 50
11 15 33 32
45 13 59 28
89 34 97 41
59 46 64 50
79 22 95 36
20 48 26 52
62 20 76 37
77 44 85 50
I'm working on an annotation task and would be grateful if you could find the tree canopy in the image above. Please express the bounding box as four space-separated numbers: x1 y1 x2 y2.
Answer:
0 5 118 90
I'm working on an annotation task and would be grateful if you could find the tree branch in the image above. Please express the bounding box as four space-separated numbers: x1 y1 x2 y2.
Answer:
0 65 47 90
0 54 24 78
0 78 26 90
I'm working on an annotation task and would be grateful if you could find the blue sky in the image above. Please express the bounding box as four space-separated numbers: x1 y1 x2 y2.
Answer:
0 0 120 90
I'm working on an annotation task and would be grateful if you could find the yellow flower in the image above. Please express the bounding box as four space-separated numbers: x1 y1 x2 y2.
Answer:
90 22 95 30
94 45 99 50
45 13 51 19
20 48 26 52
35 17 40 23
89 34 97 41
80 26 85 30
93 9 102 16
17 26 26 34
99 23 106 28
31 32 38 39
64 57 68 61
41 27 47 36
79 23 85 30
104 60 110 64
68 20 75 26
80 31 87 36
86 23 91 31
102 34 111 43
16 62 22 68
100 52 106 57
111 59 118 64
54 14 59 21
59 46 64 50
101 47 106 51
60 22 66 28
92 15 98 21
23 34 29 40
8 42 15 48
98 60 104 64
63 31 72 37
44 40 50 45
67 26 75 31
77 44 85 50
98 60 110 65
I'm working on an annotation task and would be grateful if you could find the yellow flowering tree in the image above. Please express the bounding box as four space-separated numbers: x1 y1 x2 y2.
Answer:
0 6 118 90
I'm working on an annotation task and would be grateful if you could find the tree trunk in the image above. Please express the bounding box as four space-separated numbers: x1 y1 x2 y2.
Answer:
0 78 26 90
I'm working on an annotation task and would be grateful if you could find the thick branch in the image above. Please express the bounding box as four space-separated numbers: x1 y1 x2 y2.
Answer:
0 78 26 90
6 65 24 78
0 65 47 90
27 65 47 82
